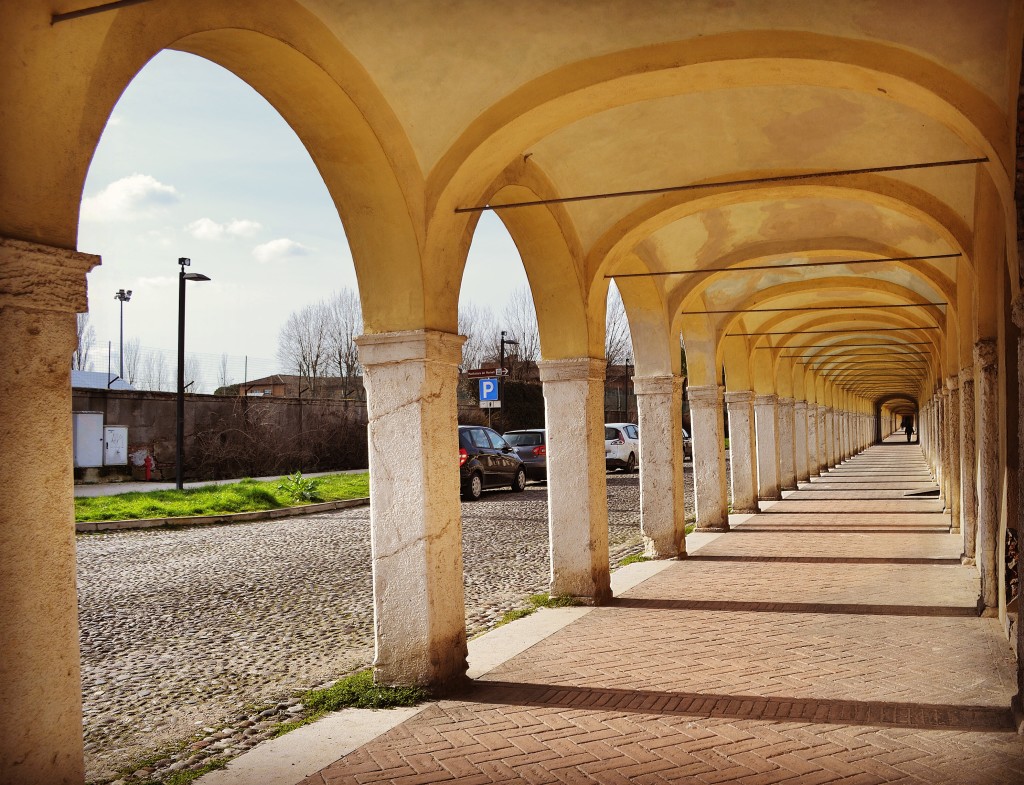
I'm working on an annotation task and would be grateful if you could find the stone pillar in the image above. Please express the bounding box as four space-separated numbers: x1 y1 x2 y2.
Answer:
539 358 612 603
689 384 729 531
959 367 978 562
825 406 836 469
973 339 999 614
793 401 810 482
816 405 828 473
777 397 797 490
724 390 758 514
753 393 782 499
807 403 819 476
357 329 469 688
634 375 686 559
0 238 99 785
1010 293 1024 723
945 377 961 532
935 391 945 496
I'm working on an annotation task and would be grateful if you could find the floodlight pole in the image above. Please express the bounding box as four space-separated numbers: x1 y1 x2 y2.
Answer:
115 288 132 381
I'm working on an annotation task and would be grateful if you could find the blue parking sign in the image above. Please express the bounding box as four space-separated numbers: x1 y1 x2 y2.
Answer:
479 378 499 401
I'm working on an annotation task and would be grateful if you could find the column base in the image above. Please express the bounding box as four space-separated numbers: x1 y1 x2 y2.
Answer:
1011 694 1024 735
979 606 998 618
558 589 612 607
758 493 782 501
694 523 730 533
731 507 760 515
961 556 976 566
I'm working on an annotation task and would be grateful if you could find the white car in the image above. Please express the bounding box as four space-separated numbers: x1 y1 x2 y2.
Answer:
605 422 639 472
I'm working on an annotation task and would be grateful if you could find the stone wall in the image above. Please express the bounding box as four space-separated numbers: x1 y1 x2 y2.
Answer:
72 389 370 481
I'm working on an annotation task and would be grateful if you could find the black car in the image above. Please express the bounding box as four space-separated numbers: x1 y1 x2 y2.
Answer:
503 428 547 480
458 425 527 500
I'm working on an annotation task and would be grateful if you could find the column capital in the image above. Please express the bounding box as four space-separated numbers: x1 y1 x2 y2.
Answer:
793 400 808 411
973 338 998 370
355 329 465 367
537 357 605 383
0 236 100 314
753 393 777 407
1011 291 1024 330
723 389 755 405
632 374 681 396
777 396 795 408
687 383 723 407
945 375 959 391
959 366 975 386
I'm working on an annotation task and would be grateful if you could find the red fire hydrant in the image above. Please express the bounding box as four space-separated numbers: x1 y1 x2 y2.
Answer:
144 454 153 481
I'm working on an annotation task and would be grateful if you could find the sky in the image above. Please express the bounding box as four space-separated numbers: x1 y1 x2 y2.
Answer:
78 50 532 389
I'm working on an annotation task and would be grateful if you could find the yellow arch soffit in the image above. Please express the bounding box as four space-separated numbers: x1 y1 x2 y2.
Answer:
428 31 1012 219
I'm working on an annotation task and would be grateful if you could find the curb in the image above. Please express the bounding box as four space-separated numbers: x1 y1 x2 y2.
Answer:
75 497 370 533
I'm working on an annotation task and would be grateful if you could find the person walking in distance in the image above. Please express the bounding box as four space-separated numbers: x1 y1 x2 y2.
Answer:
901 415 914 443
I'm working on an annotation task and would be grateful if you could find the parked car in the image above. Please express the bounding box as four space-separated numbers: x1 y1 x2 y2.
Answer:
503 428 547 480
605 422 639 472
458 425 527 500
682 427 693 460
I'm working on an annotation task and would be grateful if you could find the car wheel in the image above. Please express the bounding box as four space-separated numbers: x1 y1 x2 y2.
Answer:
462 473 483 501
511 467 527 492
625 452 636 473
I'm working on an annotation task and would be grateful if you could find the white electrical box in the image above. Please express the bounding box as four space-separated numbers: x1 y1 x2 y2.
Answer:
72 412 104 468
103 426 128 466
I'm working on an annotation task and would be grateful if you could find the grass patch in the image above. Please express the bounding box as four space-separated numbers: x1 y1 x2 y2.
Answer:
618 553 650 567
494 592 581 628
163 759 227 785
275 670 427 738
75 472 369 523
685 522 696 535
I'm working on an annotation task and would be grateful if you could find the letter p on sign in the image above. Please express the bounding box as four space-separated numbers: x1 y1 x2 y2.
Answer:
479 378 499 401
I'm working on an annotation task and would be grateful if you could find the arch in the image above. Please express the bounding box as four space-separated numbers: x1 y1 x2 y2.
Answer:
3 1 429 333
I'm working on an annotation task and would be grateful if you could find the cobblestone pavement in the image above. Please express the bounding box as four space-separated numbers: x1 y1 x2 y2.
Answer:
78 465 711 782
303 439 1023 785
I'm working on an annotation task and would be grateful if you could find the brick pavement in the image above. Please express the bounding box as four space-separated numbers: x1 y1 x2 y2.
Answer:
301 439 1023 784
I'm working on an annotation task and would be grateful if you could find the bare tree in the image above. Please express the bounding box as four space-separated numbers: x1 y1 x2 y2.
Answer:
122 338 142 385
72 312 95 371
328 287 363 395
277 299 332 396
501 286 541 379
458 301 498 371
141 349 171 392
185 354 203 393
218 353 232 389
605 284 633 366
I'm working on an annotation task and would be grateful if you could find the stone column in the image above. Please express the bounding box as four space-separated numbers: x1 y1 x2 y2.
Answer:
777 397 797 490
945 377 961 532
689 384 729 531
724 390 758 514
973 339 1000 614
634 375 686 559
357 329 469 688
959 368 978 562
807 403 819 476
817 405 828 473
825 406 836 469
539 358 612 602
0 238 99 785
935 392 945 496
1011 293 1024 723
753 393 782 499
793 400 810 482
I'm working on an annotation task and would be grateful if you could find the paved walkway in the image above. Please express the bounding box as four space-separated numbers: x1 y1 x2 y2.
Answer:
298 437 1023 784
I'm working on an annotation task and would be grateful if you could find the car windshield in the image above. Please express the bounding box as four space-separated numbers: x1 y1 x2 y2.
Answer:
605 427 620 440
505 432 542 446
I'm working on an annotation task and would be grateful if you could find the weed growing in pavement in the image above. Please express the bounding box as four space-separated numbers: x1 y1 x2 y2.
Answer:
494 592 581 628
162 759 227 785
685 522 696 535
277 470 322 503
618 553 651 566
274 670 427 738
75 472 369 522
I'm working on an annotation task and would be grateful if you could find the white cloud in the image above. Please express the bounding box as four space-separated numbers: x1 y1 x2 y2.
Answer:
81 174 180 222
186 217 262 240
253 238 312 263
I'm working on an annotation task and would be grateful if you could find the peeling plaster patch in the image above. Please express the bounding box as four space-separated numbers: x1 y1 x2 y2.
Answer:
760 93 867 159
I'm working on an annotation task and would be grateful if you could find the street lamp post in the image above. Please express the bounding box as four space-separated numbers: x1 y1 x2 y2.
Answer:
176 257 211 490
115 288 132 381
499 331 518 430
